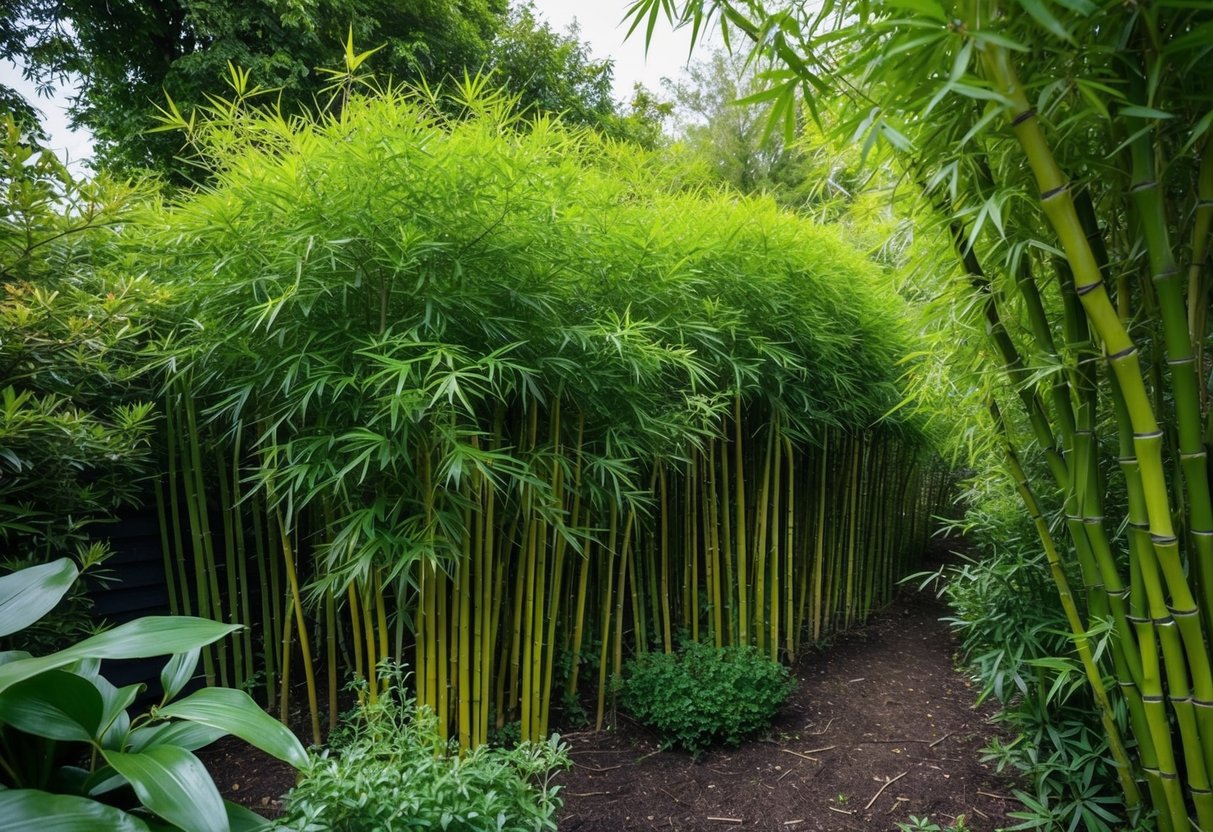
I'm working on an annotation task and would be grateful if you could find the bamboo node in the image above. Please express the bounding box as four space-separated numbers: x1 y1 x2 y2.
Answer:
1041 182 1071 201
1105 344 1136 361
1010 107 1037 126
1074 278 1102 296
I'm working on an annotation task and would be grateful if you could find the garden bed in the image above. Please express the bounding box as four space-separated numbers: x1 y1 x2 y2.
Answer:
556 591 1016 830
203 578 1017 830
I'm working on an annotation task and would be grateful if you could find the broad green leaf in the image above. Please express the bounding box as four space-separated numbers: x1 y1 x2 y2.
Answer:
0 669 103 742
128 720 227 753
92 675 142 749
159 687 307 768
83 764 126 797
225 800 270 831
103 746 227 832
160 649 200 703
0 788 150 831
0 617 239 694
0 559 78 637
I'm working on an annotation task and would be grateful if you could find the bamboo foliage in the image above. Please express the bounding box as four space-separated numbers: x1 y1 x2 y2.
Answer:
140 80 945 749
622 0 1213 826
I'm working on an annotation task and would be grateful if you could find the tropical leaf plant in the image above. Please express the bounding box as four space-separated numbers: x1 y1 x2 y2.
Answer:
0 558 307 831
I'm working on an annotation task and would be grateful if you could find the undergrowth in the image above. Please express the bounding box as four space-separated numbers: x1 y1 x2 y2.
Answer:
621 641 794 757
277 672 570 832
912 487 1151 832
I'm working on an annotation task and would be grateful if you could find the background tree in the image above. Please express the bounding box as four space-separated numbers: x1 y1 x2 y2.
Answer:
3 0 670 172
3 0 507 171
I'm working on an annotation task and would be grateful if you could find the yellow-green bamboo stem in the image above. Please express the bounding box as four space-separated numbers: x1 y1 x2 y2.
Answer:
277 512 321 745
733 395 749 644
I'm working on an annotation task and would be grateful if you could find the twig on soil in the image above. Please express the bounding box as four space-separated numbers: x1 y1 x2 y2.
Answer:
783 820 804 826
928 732 954 748
659 788 688 806
705 817 742 824
810 718 836 736
885 796 909 815
569 791 613 797
802 745 837 755
573 762 622 772
826 806 855 816
977 790 1013 801
780 749 820 763
863 771 909 811
777 765 799 782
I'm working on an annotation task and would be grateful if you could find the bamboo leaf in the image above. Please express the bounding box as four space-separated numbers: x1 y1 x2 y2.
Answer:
1016 0 1075 43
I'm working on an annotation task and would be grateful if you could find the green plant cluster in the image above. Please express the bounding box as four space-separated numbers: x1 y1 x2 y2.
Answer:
934 502 1135 832
0 559 307 830
277 680 569 832
621 641 794 756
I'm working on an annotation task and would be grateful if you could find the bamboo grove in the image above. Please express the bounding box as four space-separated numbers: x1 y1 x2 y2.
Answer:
131 82 946 749
622 0 1213 828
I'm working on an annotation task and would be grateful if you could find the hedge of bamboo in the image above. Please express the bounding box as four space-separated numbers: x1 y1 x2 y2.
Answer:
137 83 946 746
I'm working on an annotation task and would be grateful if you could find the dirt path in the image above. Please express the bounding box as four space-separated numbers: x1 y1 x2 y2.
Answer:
555 590 1018 831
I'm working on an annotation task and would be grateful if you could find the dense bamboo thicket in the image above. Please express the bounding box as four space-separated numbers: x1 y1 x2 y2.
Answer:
138 83 945 747
622 0 1213 827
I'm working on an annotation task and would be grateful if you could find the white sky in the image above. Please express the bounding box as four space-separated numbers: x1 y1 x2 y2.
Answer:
528 0 707 100
0 3 715 172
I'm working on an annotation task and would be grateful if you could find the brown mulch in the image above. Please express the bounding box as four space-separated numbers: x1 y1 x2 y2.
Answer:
202 547 1020 831
554 591 1018 832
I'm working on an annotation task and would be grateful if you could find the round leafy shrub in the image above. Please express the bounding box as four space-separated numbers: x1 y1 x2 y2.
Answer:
621 642 795 757
278 684 569 831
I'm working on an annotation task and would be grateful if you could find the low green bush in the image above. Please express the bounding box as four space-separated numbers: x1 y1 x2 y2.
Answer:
621 642 794 757
277 682 570 832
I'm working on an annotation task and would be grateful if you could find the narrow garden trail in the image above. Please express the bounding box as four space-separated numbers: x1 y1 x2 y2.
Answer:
557 554 1017 831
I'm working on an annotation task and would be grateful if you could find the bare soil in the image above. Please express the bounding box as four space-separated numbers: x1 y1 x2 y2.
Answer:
554 590 1018 831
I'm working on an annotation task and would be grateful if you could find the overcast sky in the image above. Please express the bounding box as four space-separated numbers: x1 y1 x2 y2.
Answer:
0 3 716 172
529 0 707 100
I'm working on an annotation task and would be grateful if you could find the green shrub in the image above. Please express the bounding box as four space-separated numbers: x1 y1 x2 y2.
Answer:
621 641 794 756
277 682 570 832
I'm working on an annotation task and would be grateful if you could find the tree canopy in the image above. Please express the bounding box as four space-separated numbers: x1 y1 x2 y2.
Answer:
2 0 668 172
